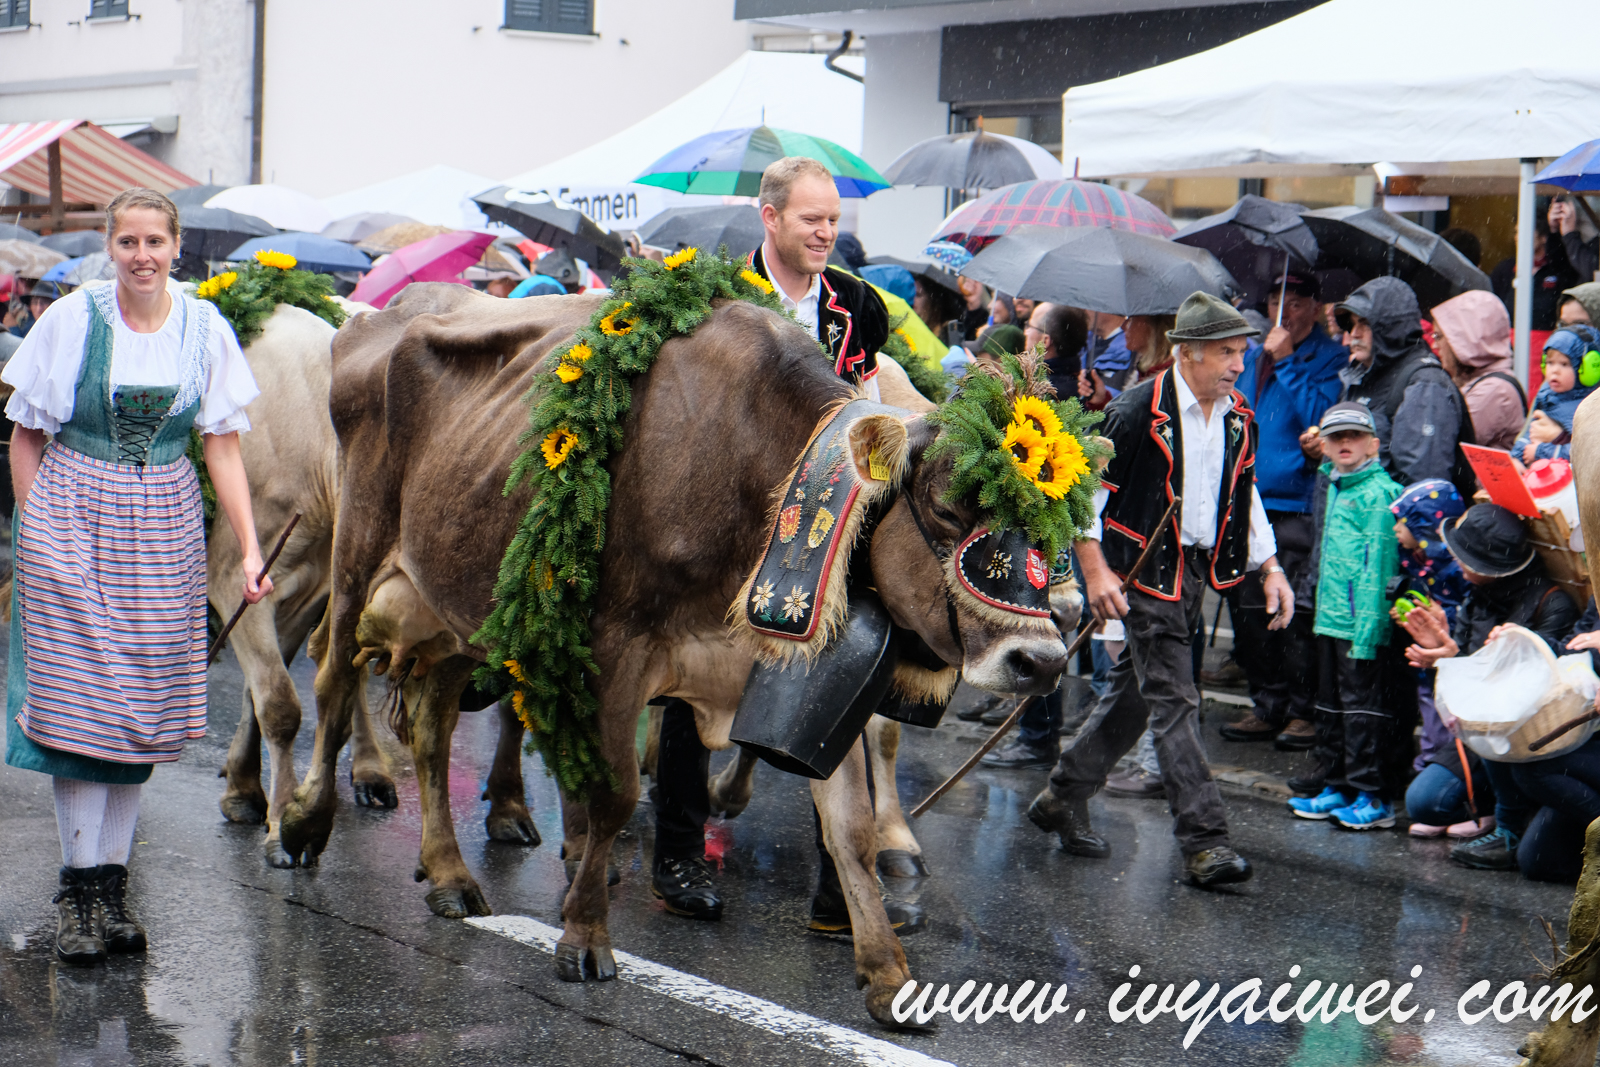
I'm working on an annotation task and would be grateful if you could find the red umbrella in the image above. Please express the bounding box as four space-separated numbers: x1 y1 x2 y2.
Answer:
350 230 495 308
933 179 1175 255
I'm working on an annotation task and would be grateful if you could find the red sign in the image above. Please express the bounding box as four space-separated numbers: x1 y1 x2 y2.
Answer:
1460 444 1541 518
1025 549 1049 589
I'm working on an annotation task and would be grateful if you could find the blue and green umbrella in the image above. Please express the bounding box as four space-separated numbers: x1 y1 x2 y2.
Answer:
634 125 888 198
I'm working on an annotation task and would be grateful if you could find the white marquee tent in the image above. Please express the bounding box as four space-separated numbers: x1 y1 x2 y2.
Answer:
320 164 499 231
1060 0 1600 372
493 50 865 232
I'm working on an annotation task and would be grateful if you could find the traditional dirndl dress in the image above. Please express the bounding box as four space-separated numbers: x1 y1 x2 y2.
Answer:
3 280 257 784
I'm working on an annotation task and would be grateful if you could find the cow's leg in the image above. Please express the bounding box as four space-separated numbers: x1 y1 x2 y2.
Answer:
405 656 489 918
865 717 928 878
219 690 267 824
707 748 758 819
484 699 539 846
349 677 398 810
813 740 920 1030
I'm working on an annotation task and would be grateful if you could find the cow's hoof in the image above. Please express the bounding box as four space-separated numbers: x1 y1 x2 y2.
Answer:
867 982 939 1032
278 801 333 866
264 839 298 869
425 884 491 919
555 942 617 982
220 792 268 825
563 854 621 886
485 808 541 847
351 775 398 810
876 850 929 879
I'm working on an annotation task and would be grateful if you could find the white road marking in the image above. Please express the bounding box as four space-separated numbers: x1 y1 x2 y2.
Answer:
468 914 957 1067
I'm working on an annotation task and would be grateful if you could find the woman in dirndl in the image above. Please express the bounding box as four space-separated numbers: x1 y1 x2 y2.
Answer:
4 188 271 966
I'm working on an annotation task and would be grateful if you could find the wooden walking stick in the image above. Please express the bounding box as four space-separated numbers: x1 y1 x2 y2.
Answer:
206 512 301 665
910 496 1183 818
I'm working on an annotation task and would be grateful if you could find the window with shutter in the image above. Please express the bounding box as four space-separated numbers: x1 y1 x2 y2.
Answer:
88 0 129 18
0 0 30 29
504 0 591 34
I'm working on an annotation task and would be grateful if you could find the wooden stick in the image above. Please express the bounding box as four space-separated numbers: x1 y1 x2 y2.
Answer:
909 496 1183 818
206 512 301 665
1529 707 1600 753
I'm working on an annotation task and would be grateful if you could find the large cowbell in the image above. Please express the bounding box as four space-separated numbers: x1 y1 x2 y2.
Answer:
730 592 898 780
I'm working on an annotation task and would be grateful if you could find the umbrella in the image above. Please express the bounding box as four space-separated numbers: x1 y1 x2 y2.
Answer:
471 188 626 271
224 233 372 274
349 231 495 308
932 179 1175 255
38 230 106 257
205 184 335 233
1533 140 1600 192
882 130 1061 191
635 205 764 257
0 239 68 278
1301 206 1491 311
922 240 974 272
41 252 115 286
0 223 40 243
959 226 1238 317
633 125 889 198
357 222 453 256
1172 194 1318 310
179 205 278 260
322 212 419 244
168 184 232 207
865 255 964 297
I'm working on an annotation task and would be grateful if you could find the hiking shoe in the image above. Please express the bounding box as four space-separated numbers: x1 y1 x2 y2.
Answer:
53 867 106 967
979 740 1057 769
1199 659 1247 687
1104 767 1166 799
94 864 147 954
1274 719 1317 751
651 855 723 920
956 693 1005 722
1451 826 1521 871
1287 786 1350 821
1218 716 1278 742
1332 793 1396 831
1027 790 1111 859
1183 847 1253 888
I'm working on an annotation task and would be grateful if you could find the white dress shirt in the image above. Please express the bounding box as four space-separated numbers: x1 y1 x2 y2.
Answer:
771 258 880 402
1085 367 1276 570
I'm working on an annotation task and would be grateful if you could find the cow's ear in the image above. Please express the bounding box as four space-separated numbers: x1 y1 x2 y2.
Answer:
847 413 910 488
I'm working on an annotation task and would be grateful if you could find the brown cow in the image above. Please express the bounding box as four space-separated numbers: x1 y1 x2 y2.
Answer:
278 284 1070 1027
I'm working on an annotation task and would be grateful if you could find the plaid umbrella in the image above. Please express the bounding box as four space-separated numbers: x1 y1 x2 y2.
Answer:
634 126 888 198
932 179 1174 255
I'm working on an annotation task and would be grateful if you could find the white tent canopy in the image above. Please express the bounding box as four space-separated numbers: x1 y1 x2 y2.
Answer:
320 164 498 231
494 50 864 232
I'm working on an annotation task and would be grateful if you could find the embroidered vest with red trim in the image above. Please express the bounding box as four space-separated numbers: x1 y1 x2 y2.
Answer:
747 247 883 384
1096 369 1257 600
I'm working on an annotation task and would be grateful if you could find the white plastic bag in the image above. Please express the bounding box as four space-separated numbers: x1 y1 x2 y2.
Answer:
1434 624 1598 762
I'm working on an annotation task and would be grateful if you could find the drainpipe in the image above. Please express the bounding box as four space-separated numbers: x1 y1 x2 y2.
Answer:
250 0 266 184
825 30 862 83
1513 158 1535 384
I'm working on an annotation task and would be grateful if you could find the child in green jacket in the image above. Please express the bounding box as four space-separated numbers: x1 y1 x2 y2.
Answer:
1287 401 1403 830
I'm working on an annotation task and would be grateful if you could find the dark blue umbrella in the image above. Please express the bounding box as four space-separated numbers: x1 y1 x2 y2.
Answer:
224 232 371 273
1533 140 1600 192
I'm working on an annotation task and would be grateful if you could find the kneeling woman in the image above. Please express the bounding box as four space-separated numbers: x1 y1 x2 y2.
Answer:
4 188 271 965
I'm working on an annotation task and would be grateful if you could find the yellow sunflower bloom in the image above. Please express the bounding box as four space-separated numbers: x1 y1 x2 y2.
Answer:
556 363 583 383
1001 421 1048 479
195 277 219 299
739 269 774 294
504 659 528 684
1012 395 1064 440
254 249 297 270
541 428 578 469
893 326 918 353
600 304 635 336
566 343 592 363
217 271 238 290
1034 432 1090 500
664 247 697 270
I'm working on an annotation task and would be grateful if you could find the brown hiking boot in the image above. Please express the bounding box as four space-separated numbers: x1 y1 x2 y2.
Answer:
1218 715 1278 742
1275 719 1316 751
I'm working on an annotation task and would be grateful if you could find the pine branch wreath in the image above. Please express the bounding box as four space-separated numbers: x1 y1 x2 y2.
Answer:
195 250 347 348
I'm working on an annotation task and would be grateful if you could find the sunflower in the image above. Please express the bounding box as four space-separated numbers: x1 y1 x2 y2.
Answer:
555 342 592 383
1034 432 1090 500
1001 420 1048 479
893 326 917 353
1012 395 1064 440
664 247 697 270
556 364 583 383
504 659 529 684
541 428 578 469
739 268 773 294
254 249 297 270
195 271 239 299
600 303 635 336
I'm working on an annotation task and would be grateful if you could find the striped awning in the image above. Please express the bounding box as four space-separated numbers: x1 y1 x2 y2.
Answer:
0 121 197 205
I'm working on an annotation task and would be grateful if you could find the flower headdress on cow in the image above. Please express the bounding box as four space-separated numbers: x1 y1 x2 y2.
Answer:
193 249 346 347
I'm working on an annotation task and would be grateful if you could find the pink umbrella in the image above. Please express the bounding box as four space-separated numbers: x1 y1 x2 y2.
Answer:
350 230 495 308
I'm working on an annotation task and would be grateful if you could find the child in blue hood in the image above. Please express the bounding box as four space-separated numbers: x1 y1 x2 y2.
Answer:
1516 325 1600 463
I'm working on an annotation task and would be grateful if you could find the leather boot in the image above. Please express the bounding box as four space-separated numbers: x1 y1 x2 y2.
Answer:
1027 789 1111 858
53 867 106 967
651 855 723 921
808 856 926 937
95 865 147 953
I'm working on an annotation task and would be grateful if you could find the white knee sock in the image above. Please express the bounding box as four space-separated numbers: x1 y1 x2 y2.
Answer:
52 777 108 869
98 784 141 867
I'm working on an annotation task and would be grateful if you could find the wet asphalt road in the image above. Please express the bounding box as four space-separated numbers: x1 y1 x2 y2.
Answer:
0 634 1583 1067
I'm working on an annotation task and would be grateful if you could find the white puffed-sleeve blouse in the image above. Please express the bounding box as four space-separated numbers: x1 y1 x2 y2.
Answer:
2 280 259 436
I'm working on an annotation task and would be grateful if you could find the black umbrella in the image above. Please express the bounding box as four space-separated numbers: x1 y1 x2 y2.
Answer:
168 184 231 208
39 230 107 257
178 205 278 261
959 226 1238 316
470 187 626 272
0 222 40 243
1301 206 1491 311
1172 194 1317 310
866 255 965 297
635 204 763 258
882 130 1060 191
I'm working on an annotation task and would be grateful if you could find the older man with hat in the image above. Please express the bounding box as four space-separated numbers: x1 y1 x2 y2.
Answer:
1027 291 1295 887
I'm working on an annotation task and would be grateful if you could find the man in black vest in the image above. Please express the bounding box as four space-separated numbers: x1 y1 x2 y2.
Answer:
1027 292 1295 888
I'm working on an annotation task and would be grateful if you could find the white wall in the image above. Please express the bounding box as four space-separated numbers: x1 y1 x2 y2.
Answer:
856 30 947 259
